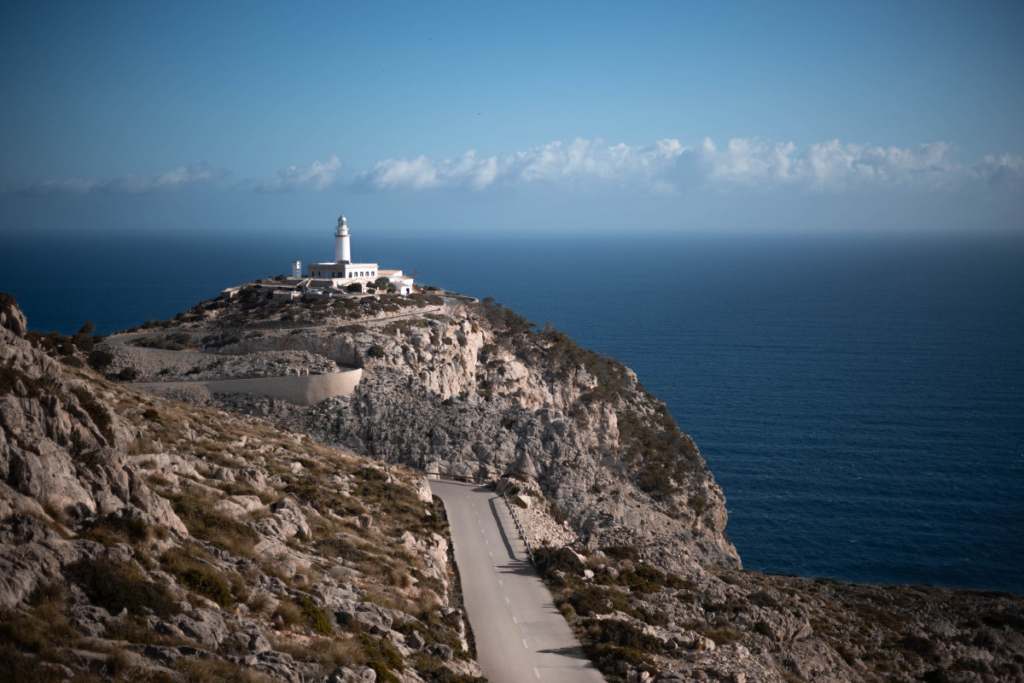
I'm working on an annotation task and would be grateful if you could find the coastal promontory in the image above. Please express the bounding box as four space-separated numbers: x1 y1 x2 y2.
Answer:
2 287 1023 683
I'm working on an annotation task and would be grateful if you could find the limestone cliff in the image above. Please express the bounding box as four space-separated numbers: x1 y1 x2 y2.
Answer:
195 297 740 571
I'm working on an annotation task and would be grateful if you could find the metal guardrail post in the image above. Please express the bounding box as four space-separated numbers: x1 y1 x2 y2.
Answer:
502 492 536 567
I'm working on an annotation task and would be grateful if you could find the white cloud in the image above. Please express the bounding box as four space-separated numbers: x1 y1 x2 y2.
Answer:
360 138 689 191
356 137 1023 194
699 138 968 191
10 163 228 196
10 140 1021 200
259 154 344 192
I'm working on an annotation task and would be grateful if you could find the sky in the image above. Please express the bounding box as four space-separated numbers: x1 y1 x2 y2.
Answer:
1 0 1022 237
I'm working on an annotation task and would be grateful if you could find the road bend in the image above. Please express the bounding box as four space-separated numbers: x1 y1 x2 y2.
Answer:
429 480 606 683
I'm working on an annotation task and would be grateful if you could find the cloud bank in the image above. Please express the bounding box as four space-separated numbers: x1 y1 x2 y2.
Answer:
360 138 687 191
358 137 1024 194
8 139 1022 198
10 163 228 196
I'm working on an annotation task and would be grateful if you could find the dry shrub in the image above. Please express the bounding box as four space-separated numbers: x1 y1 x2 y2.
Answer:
177 658 277 683
361 587 411 613
273 601 303 630
160 548 237 609
275 634 363 671
78 513 153 547
169 489 258 558
105 647 134 678
28 581 67 608
248 592 273 615
0 606 72 664
64 557 179 619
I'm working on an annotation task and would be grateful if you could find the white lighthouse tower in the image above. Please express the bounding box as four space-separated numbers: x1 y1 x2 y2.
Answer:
335 214 351 264
306 212 383 284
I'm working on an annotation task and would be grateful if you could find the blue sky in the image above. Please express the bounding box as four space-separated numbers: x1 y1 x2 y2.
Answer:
1 0 1022 236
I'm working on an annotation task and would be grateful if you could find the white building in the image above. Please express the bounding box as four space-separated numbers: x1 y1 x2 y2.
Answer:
379 269 414 295
301 214 414 293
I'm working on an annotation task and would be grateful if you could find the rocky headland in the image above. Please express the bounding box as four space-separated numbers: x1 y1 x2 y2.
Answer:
3 284 1024 683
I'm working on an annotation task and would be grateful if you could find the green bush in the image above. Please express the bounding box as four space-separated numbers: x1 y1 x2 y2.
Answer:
361 634 403 683
294 595 334 636
535 547 585 577
618 564 667 594
366 345 385 358
181 568 233 608
600 546 639 562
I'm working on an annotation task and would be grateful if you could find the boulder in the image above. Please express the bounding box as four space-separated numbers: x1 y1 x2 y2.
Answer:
335 602 393 635
231 629 272 654
167 608 230 648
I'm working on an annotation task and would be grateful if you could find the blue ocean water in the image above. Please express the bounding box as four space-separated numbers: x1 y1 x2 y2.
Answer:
2 230 1022 593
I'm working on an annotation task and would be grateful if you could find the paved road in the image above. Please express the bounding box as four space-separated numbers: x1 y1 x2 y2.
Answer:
429 480 606 683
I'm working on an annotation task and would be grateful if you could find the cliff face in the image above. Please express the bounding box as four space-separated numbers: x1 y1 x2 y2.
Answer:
209 299 740 572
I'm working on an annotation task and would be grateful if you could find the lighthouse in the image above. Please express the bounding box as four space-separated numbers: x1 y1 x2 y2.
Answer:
303 215 391 286
335 214 351 263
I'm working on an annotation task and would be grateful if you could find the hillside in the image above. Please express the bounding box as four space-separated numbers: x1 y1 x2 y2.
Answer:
6 284 1024 683
113 286 739 574
0 292 485 683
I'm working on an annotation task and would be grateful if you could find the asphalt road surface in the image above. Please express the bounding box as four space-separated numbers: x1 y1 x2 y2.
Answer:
429 480 606 683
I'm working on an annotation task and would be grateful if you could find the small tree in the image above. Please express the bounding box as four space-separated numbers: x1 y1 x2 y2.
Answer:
345 282 363 293
87 349 114 372
115 367 138 382
374 276 390 290
72 322 96 353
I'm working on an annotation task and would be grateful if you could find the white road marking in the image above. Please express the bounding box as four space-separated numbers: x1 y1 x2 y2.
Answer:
489 551 493 557
512 616 517 624
534 667 541 679
498 579 503 586
523 639 529 649
505 597 510 604
485 539 489 545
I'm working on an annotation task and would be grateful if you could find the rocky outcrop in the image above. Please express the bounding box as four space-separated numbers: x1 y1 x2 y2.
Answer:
0 293 485 683
519 480 1024 683
199 299 740 571
1 295 184 558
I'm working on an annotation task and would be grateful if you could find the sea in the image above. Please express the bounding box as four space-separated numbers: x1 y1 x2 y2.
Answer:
2 230 1022 594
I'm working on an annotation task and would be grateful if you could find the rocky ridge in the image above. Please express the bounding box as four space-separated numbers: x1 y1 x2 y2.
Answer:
136 287 1024 683
16 283 1024 683
138 290 740 573
0 292 485 683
